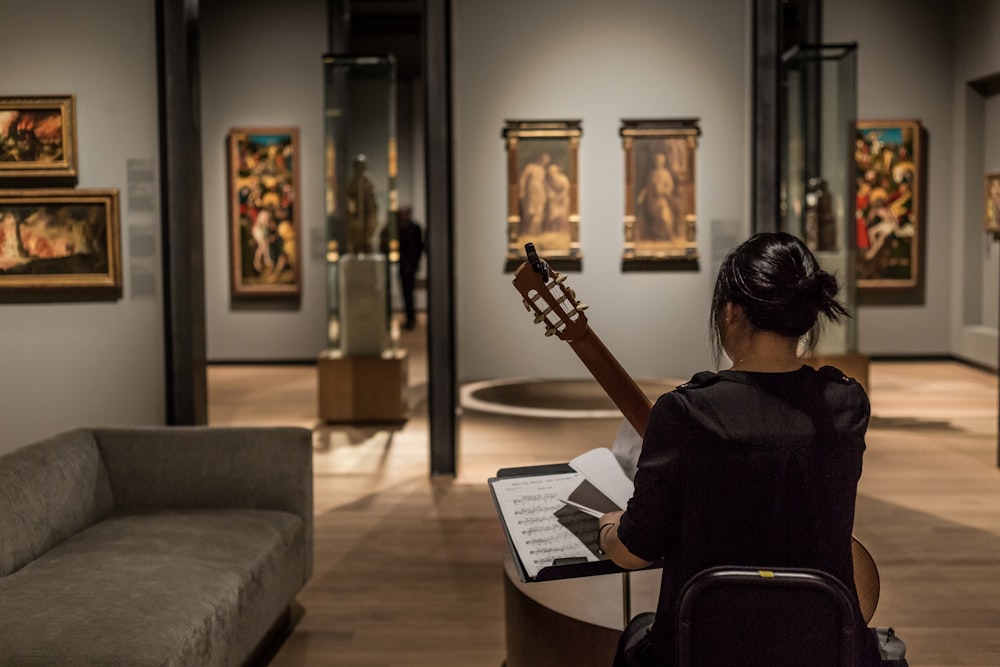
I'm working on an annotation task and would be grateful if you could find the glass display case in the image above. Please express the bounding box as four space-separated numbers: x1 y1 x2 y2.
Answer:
779 43 860 360
322 54 398 355
317 54 408 424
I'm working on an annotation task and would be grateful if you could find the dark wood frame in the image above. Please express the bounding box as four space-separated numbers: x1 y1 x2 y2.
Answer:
0 95 78 185
853 119 924 290
0 188 121 298
620 119 701 271
502 119 582 272
226 127 302 298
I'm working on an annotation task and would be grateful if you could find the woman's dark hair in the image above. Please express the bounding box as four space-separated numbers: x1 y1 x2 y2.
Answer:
709 232 849 365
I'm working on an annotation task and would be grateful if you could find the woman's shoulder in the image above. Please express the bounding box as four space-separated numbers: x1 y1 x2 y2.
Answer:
667 365 866 398
675 370 726 392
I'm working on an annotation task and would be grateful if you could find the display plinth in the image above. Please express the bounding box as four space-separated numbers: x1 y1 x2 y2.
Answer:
338 256 389 356
317 348 408 423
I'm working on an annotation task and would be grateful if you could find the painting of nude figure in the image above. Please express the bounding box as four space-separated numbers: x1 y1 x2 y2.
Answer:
621 119 700 269
503 120 581 271
227 127 301 297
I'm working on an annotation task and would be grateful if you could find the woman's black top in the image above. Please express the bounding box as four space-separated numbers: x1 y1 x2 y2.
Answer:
616 364 881 666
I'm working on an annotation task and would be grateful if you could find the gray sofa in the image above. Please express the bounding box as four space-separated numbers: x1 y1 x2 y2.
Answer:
0 426 313 667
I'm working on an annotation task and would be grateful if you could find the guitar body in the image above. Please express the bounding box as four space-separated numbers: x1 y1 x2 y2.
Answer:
512 245 880 622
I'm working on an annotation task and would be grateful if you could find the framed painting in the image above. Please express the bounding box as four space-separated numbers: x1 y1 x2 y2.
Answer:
853 120 924 289
0 95 78 184
503 120 582 272
0 189 121 299
620 119 701 271
227 127 301 297
985 172 1000 235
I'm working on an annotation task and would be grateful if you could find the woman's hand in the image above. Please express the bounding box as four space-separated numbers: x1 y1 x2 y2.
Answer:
598 510 651 570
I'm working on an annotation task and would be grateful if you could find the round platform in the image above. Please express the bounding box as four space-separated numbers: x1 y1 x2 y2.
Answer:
460 378 680 420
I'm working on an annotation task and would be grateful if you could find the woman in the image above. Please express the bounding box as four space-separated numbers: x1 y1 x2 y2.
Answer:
599 232 883 666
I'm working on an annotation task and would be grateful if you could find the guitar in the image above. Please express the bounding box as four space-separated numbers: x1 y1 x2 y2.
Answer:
511 243 880 622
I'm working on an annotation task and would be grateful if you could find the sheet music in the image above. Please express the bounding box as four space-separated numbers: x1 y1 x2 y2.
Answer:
491 472 599 578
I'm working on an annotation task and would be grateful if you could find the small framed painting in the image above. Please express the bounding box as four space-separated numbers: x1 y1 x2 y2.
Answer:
0 189 121 299
985 172 1000 235
620 119 701 271
227 127 301 297
502 120 582 272
0 95 78 185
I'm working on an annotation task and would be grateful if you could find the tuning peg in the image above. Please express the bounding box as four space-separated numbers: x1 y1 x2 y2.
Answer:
554 274 567 285
533 314 545 324
544 328 557 337
577 303 589 311
522 299 531 312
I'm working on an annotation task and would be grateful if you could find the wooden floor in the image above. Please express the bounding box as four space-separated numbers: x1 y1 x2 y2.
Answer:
208 318 1000 667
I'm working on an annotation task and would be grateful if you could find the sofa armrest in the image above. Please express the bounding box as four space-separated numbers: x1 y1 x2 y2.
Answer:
92 426 313 578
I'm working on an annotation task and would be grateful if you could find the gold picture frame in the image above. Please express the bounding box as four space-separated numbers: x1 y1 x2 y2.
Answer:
0 95 78 185
620 119 701 271
503 120 582 272
853 119 924 289
985 172 1000 235
227 127 302 297
0 189 121 299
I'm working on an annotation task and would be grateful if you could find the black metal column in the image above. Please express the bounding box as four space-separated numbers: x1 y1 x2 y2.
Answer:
752 0 782 233
156 0 207 425
753 0 823 233
328 0 350 50
423 0 458 476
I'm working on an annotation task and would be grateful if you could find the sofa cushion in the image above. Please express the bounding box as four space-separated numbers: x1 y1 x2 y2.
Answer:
0 429 114 577
0 509 306 667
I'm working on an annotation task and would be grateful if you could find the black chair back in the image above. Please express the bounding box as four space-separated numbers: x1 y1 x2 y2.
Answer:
676 566 857 667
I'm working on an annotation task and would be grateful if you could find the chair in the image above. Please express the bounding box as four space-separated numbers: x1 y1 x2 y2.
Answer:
676 566 858 667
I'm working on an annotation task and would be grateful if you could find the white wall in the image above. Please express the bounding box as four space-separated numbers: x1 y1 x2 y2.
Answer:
0 0 164 454
200 0 329 361
452 0 752 383
949 0 1000 368
825 0 956 358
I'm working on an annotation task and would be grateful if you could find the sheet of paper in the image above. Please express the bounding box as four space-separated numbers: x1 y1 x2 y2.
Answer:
568 447 635 511
491 472 599 578
610 418 643 481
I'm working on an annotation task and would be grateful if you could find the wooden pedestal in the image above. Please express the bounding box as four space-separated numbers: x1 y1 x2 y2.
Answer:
317 349 408 423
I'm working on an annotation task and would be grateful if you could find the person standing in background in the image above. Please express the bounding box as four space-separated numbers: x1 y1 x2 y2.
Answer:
396 206 424 330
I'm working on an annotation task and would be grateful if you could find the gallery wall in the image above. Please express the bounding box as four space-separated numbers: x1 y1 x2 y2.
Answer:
199 0 427 360
949 0 1000 368
452 0 752 383
199 0 329 361
0 0 165 454
823 0 1000 370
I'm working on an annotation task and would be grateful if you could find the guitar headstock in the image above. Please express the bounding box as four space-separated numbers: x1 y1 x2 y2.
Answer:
511 243 590 342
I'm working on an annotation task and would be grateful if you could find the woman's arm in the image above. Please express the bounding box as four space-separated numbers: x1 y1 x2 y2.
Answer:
598 510 653 570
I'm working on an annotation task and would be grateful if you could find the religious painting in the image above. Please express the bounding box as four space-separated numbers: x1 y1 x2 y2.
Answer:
853 120 924 289
227 127 301 297
0 189 121 299
985 172 1000 235
503 120 581 272
0 95 78 185
620 119 701 271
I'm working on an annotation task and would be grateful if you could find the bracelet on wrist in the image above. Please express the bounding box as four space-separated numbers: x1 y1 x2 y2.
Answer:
597 522 617 556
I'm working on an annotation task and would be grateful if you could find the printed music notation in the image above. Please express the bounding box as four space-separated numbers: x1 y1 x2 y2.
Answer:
490 472 599 578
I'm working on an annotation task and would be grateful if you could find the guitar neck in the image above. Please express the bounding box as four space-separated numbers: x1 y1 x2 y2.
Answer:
567 328 652 438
